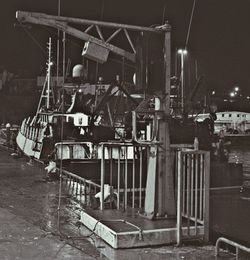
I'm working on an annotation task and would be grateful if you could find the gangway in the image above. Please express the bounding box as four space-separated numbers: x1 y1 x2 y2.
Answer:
54 143 210 248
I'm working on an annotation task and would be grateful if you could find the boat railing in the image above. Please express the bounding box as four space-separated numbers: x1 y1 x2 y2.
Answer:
215 237 250 259
21 121 44 142
176 149 210 245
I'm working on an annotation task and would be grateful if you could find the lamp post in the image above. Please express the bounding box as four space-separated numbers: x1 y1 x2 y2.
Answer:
178 49 187 112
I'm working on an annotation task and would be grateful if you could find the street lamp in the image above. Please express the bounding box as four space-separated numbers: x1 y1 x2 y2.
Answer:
234 86 239 92
178 49 188 112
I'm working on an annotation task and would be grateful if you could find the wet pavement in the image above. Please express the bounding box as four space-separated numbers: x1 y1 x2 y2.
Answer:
0 147 237 259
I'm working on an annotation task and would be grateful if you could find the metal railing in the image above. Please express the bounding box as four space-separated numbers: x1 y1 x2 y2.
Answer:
131 110 161 144
176 149 210 245
215 237 250 259
99 142 148 210
60 169 101 206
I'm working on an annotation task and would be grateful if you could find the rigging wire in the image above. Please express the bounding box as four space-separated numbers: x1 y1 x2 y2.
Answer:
185 0 197 48
100 0 105 20
174 0 197 113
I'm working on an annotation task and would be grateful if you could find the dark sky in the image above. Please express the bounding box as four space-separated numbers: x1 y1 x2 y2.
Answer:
1 0 250 96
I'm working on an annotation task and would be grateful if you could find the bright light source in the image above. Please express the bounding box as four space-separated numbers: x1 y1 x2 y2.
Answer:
234 86 239 92
212 90 215 95
247 96 250 100
230 92 235 97
178 49 187 55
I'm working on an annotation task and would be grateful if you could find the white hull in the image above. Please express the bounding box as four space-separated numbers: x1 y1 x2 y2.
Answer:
16 130 42 159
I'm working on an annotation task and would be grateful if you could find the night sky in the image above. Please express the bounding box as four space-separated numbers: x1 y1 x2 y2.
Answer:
1 0 250 97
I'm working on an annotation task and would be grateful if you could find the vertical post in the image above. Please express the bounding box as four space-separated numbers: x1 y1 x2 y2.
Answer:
100 144 105 210
199 154 203 220
204 151 210 242
176 151 183 246
187 154 191 235
132 145 135 208
84 180 87 203
191 154 194 217
180 52 184 111
194 153 198 235
62 31 66 82
88 183 92 206
79 180 82 202
109 147 113 209
124 146 128 209
139 146 143 208
117 147 120 210
157 24 176 217
47 38 52 109
132 111 137 141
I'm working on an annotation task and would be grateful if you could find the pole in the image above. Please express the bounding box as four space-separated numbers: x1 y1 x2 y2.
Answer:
180 52 184 112
56 0 61 86
62 31 66 82
47 37 52 109
157 23 176 217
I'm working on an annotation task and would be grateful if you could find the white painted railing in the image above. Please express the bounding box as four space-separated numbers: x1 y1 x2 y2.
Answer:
176 149 210 245
99 142 148 210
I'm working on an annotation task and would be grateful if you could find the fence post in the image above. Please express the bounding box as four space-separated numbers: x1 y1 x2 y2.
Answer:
176 151 183 246
100 144 105 210
203 151 210 242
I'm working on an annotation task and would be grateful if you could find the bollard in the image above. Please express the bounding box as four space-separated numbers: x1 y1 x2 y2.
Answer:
6 123 11 148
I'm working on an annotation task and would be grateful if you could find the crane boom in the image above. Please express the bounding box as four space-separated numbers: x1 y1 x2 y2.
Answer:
16 11 136 62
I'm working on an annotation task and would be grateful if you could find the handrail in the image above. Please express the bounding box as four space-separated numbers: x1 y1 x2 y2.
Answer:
62 169 101 189
215 237 250 258
59 168 101 206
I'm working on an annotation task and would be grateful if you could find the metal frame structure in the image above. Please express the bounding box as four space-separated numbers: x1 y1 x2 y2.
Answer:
16 11 168 63
16 10 175 217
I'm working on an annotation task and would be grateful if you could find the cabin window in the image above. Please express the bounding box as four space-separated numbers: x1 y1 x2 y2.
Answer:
229 114 232 117
237 114 240 117
222 114 224 117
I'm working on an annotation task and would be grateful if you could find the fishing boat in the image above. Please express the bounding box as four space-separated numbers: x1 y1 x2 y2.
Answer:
16 38 144 162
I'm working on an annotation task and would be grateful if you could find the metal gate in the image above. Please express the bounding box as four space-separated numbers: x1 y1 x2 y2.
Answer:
176 149 210 245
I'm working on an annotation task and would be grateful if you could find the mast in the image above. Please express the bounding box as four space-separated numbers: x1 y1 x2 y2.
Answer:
47 37 52 109
36 37 53 115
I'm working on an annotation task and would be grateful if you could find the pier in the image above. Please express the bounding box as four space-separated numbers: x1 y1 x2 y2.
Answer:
0 145 246 259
